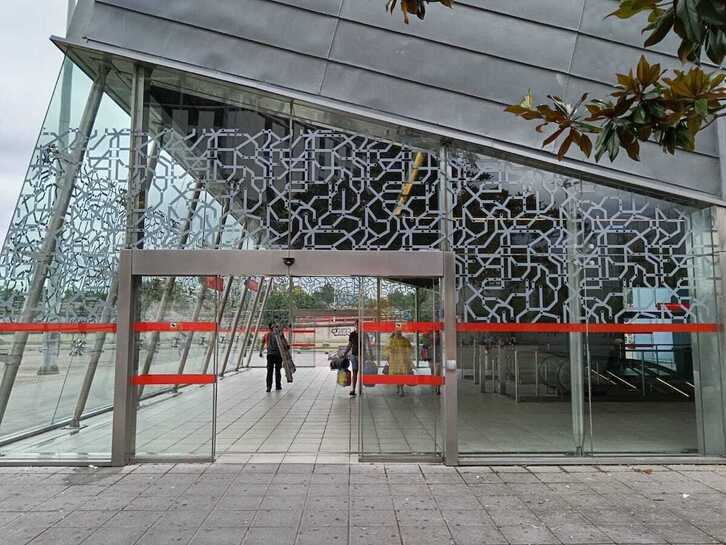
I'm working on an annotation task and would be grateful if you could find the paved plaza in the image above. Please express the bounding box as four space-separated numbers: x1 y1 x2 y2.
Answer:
0 462 725 545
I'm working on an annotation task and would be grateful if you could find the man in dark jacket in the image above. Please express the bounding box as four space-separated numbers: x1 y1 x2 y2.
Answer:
260 323 284 392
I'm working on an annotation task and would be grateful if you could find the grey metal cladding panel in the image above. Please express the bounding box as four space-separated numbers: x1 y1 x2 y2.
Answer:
571 34 683 85
87 6 327 93
274 0 343 16
329 21 567 106
458 0 585 30
580 0 681 57
97 0 338 57
340 0 577 73
321 63 546 148
321 63 720 195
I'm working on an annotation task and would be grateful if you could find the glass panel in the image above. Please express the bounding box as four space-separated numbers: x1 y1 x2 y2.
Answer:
580 183 711 454
452 153 583 455
0 56 130 460
359 278 442 458
134 275 218 459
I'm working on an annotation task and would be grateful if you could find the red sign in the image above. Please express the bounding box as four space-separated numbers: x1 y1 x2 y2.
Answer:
245 277 259 292
204 276 224 291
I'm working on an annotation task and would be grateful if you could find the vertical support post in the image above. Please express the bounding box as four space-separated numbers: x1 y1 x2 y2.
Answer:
0 66 109 428
376 278 381 362
111 250 137 466
566 201 585 456
442 252 458 466
235 278 265 371
415 287 420 369
246 279 274 369
698 207 726 455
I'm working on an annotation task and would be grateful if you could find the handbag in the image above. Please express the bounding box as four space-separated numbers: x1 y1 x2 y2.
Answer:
337 369 351 387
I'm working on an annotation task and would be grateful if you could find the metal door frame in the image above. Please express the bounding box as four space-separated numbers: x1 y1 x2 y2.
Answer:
111 249 458 466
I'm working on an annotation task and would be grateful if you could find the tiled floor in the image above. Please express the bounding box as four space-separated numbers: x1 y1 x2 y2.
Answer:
2 364 702 460
1 462 725 544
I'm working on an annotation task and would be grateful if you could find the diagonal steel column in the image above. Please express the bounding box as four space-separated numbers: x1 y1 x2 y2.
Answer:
219 282 251 376
0 66 109 428
71 142 166 427
173 200 233 379
234 277 265 371
245 278 273 368
200 275 235 375
135 180 204 398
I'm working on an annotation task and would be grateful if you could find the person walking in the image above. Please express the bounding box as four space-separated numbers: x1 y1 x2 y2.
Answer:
343 323 360 397
384 328 413 396
259 323 284 392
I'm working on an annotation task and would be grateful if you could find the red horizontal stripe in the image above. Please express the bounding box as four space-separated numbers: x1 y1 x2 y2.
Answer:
361 374 444 386
291 343 315 348
457 323 719 333
132 374 216 385
0 323 117 334
362 321 443 334
134 322 217 333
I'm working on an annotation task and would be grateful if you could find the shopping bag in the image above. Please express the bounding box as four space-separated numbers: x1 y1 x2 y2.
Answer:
337 369 351 387
362 360 378 388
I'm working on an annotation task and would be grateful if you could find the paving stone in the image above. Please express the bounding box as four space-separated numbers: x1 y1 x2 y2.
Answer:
202 509 255 528
27 527 93 545
350 509 398 527
647 522 718 544
441 509 494 527
596 523 666 544
498 524 560 544
251 509 302 527
242 526 297 545
53 509 117 528
83 526 149 545
103 510 164 530
449 524 509 545
296 526 348 545
350 525 401 545
135 526 197 545
396 508 445 526
399 524 453 545
188 527 245 545
301 508 348 528
549 522 614 544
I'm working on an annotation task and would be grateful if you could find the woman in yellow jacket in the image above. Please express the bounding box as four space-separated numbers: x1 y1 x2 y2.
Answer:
384 330 413 396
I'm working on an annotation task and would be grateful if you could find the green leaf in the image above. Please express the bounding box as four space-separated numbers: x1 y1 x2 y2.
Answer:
695 97 709 116
675 0 704 44
644 8 674 47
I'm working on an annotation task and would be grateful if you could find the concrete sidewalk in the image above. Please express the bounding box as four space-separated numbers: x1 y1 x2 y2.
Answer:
0 462 725 545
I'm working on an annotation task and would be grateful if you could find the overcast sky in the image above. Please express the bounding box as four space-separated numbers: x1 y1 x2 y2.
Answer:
0 0 67 243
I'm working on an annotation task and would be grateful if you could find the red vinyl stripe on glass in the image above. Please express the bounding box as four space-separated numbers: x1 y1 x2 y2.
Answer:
362 321 444 334
0 323 117 334
132 374 216 385
456 323 719 333
133 322 217 333
361 374 445 386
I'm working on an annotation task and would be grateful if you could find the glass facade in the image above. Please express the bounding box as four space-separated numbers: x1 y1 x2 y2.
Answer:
0 51 723 462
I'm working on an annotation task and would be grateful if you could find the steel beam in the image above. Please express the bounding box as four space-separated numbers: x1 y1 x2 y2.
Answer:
234 277 265 371
246 278 273 368
0 66 109 428
219 283 251 375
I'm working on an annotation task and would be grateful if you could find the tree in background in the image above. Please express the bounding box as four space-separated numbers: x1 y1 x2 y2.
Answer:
388 1 726 163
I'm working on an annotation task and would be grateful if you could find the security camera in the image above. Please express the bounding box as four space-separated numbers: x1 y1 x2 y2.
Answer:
283 257 295 267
